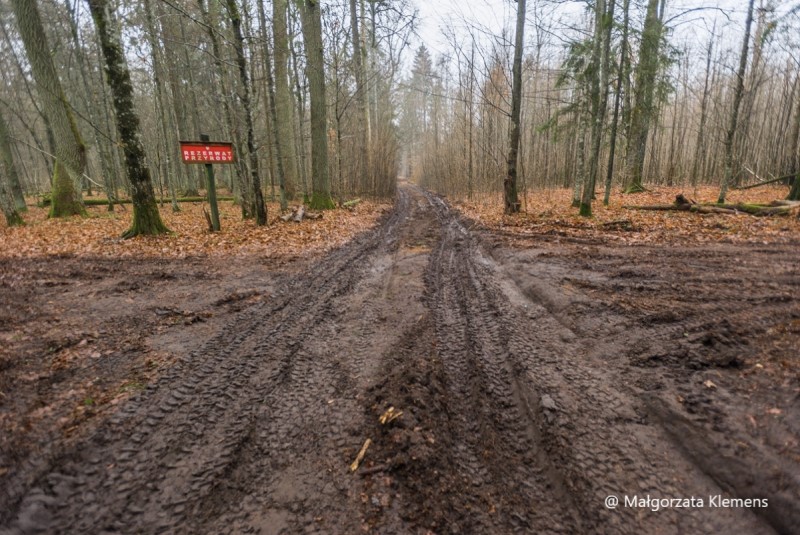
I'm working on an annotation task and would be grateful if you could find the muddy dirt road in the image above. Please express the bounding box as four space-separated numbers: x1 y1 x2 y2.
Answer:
1 183 798 534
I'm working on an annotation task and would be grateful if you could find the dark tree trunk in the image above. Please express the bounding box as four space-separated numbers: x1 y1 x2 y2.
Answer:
0 105 26 212
87 0 169 237
580 0 613 217
624 0 663 193
718 0 756 204
197 0 250 215
505 0 526 214
0 108 24 225
225 0 267 225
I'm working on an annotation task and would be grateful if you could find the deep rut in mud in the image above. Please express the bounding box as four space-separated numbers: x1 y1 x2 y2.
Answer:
1 184 797 534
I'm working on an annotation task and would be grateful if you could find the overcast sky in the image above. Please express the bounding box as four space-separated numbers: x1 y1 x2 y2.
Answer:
407 0 786 67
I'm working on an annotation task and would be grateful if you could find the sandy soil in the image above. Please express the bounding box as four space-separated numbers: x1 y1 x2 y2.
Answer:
0 183 797 534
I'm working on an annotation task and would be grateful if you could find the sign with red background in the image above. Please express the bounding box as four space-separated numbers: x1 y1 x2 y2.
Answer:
180 141 235 164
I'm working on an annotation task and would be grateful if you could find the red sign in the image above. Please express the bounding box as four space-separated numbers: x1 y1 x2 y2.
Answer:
180 141 235 164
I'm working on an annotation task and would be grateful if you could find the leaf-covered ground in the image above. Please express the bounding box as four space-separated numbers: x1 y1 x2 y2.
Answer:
0 197 390 258
454 186 799 245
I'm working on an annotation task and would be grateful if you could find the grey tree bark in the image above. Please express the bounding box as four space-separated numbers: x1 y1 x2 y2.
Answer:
0 104 26 212
349 0 371 193
11 0 86 217
297 0 334 209
0 107 24 225
143 0 180 213
256 0 288 211
274 0 299 199
718 0 756 204
225 0 267 225
690 30 714 188
604 0 629 205
624 0 663 193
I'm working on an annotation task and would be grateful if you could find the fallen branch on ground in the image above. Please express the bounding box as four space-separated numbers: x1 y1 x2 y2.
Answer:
279 205 324 223
734 173 794 191
624 195 800 216
37 196 235 207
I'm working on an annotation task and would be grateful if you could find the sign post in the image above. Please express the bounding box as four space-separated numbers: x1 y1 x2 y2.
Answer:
179 137 236 232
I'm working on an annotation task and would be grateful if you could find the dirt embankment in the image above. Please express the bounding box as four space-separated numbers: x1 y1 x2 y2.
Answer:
1 184 797 534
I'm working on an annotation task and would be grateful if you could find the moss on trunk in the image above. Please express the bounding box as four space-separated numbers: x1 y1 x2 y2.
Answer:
122 202 169 239
88 0 169 238
49 161 86 218
11 0 86 219
309 192 335 210
624 182 646 194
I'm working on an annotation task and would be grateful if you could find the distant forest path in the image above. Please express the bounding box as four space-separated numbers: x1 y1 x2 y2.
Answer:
2 183 797 534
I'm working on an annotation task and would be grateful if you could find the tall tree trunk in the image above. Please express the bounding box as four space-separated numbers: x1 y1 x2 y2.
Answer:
505 0 525 214
143 0 180 213
624 0 663 193
289 10 310 196
64 0 118 200
197 0 250 215
718 0 756 203
273 0 299 199
580 0 613 217
257 0 288 211
87 0 169 237
11 0 85 217
0 108 24 225
297 0 334 209
349 0 371 193
0 104 27 212
0 15 55 180
604 0 629 205
691 30 714 187
225 0 267 225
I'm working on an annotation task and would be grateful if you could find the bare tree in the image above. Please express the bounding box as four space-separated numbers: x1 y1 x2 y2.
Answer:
718 0 756 203
274 0 299 199
87 0 168 237
0 107 24 226
580 0 614 217
505 0 526 214
11 0 86 217
296 0 334 209
225 0 267 225
624 0 664 193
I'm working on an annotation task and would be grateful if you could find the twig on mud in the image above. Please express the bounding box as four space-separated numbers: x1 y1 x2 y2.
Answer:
349 438 372 472
358 463 390 477
379 406 403 425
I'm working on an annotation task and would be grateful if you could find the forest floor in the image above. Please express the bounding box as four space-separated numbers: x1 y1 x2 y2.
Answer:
0 184 798 534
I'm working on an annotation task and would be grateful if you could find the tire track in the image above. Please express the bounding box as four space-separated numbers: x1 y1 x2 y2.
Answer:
1 189 413 534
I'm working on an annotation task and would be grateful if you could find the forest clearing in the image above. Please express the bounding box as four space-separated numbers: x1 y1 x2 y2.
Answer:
2 0 800 531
